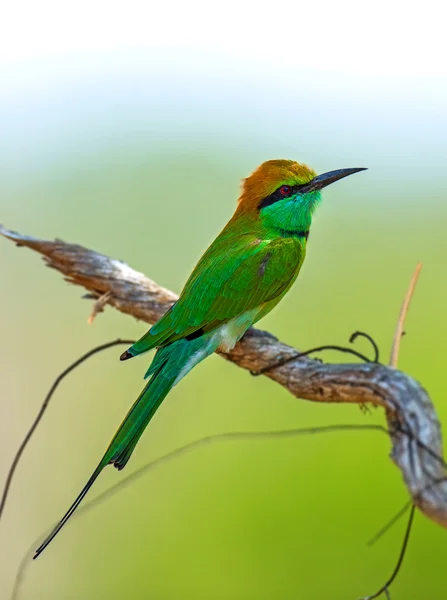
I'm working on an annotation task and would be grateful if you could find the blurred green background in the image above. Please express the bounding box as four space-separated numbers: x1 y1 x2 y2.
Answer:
1 2 447 598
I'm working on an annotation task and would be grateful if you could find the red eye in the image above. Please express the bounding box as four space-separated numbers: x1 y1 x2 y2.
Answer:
279 185 291 196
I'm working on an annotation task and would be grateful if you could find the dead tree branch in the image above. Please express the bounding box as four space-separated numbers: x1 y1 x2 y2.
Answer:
1 224 446 530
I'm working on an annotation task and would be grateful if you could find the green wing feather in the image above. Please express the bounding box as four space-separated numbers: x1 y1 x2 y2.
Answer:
129 231 305 356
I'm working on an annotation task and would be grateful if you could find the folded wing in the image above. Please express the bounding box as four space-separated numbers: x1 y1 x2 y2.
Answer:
128 232 304 357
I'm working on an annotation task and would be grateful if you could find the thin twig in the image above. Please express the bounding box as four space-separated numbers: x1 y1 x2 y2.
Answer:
11 422 388 600
367 501 413 546
87 290 112 324
367 474 447 547
350 331 380 363
0 339 135 522
389 263 422 367
360 505 416 600
252 330 380 375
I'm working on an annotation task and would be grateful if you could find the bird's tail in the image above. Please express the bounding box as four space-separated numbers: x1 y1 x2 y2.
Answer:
34 335 214 559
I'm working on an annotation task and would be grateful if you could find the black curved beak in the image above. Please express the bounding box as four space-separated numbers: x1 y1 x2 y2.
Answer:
306 167 367 192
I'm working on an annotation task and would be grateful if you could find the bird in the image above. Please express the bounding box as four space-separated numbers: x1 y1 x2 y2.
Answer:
34 159 366 558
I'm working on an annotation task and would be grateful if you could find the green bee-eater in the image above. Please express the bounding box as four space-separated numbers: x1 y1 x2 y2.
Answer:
34 159 365 558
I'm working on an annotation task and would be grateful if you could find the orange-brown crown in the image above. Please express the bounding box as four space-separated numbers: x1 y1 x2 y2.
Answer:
237 159 317 211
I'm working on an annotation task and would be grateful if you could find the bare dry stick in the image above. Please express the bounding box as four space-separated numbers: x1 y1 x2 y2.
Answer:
389 262 423 368
87 290 112 325
1 225 446 529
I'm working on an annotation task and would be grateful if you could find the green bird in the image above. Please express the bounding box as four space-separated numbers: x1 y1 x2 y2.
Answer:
34 159 365 558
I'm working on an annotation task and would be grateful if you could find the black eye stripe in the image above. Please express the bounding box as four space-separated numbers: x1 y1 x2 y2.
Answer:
258 184 305 210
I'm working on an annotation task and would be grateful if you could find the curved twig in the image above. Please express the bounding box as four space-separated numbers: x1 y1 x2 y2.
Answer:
0 339 135 522
350 330 380 363
360 506 416 600
251 338 375 375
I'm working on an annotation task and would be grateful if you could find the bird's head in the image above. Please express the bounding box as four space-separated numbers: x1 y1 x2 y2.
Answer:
237 159 366 233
